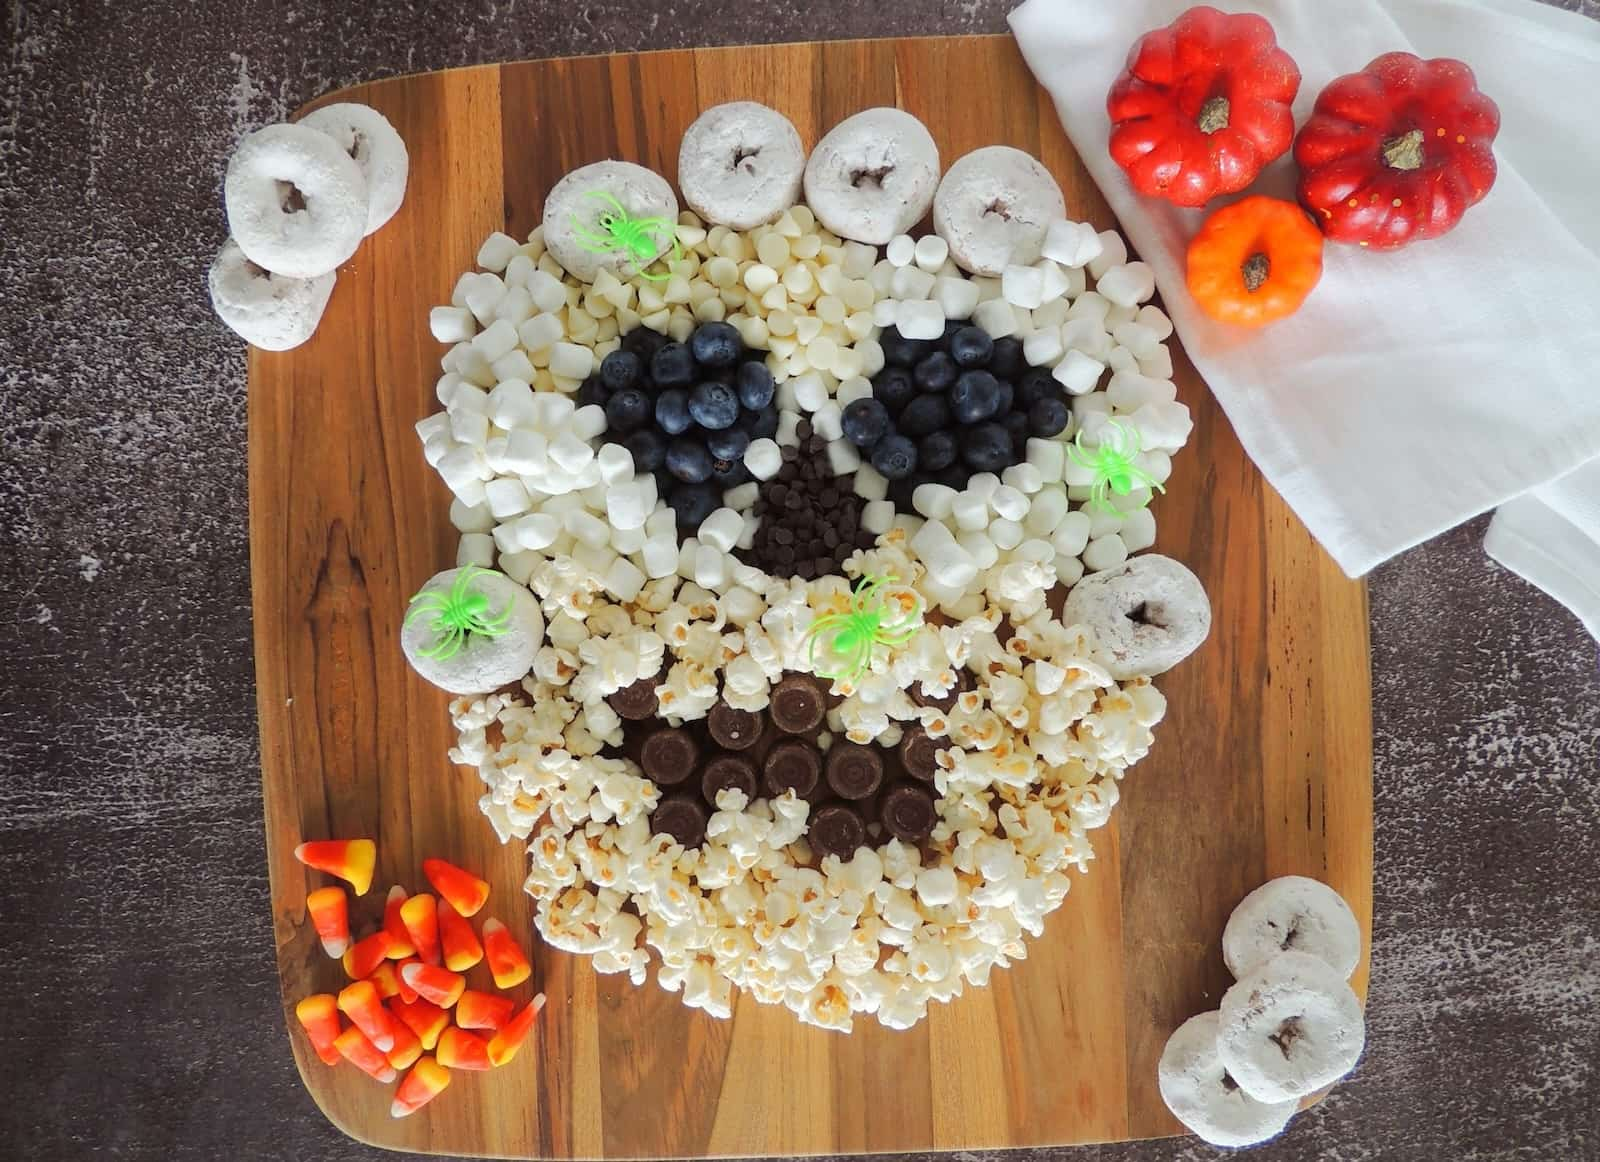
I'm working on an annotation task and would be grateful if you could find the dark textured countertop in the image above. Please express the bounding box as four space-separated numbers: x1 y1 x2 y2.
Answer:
3 2 1598 1159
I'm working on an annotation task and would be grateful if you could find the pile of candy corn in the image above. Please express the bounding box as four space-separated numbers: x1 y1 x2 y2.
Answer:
291 839 546 1119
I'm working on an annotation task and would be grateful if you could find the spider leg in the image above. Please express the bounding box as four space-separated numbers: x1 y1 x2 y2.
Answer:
583 190 628 220
569 215 617 252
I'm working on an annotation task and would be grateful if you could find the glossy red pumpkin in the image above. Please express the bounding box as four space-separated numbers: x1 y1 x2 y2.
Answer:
1295 52 1500 249
1107 5 1301 207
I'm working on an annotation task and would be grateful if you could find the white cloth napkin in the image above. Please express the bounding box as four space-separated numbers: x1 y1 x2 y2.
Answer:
1009 0 1600 640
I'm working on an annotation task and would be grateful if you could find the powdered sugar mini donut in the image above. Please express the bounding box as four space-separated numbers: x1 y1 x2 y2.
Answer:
401 566 544 694
542 161 678 283
225 122 369 278
1224 876 1362 981
298 102 409 235
1061 553 1211 679
1158 1011 1299 1148
933 146 1066 276
679 102 805 230
803 108 940 245
1217 950 1366 1103
207 237 336 351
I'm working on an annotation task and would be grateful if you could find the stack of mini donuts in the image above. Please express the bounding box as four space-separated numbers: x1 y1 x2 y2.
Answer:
209 103 409 349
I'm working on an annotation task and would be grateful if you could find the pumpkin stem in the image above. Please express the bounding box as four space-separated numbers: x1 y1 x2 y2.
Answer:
1197 96 1230 134
1381 128 1426 171
1241 253 1270 293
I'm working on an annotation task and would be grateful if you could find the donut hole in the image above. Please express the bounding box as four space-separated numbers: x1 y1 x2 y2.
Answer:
1219 1070 1241 1093
275 180 308 215
850 164 895 190
1125 599 1167 628
1268 1016 1305 1059
981 197 1014 222
731 144 762 172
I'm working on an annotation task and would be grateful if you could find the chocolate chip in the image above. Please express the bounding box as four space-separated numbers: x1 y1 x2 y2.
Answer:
607 677 660 720
640 727 699 787
825 743 884 800
701 754 759 804
880 781 937 844
809 803 867 860
898 727 942 782
763 738 822 799
651 794 709 848
707 702 763 750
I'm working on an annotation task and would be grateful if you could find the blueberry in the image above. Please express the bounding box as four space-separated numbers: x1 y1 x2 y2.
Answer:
624 428 666 473
949 370 1001 424
886 477 917 512
962 423 1013 472
988 336 1024 380
941 318 965 340
655 389 693 435
746 404 779 439
1028 396 1070 437
651 342 696 388
874 366 917 414
736 361 775 410
604 387 652 434
688 381 740 430
913 351 958 392
1016 367 1059 410
666 438 713 483
930 463 968 490
993 377 1014 416
841 398 890 448
879 326 931 368
948 326 994 368
711 456 752 486
669 482 721 528
706 425 751 462
871 434 919 480
575 375 609 410
1003 410 1031 451
599 349 644 392
623 325 669 361
689 321 743 368
898 393 951 437
918 430 959 471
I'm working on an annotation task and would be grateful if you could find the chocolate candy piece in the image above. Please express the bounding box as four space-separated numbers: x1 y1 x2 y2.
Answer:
909 668 971 715
639 728 699 787
701 754 759 805
651 794 709 848
707 702 764 751
769 674 825 734
898 727 943 783
880 781 938 844
809 803 867 860
608 677 660 720
763 738 822 799
825 743 884 800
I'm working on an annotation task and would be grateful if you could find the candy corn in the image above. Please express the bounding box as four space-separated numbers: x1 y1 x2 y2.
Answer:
487 994 547 1067
295 839 377 896
342 930 393 981
422 858 489 917
436 1026 493 1071
338 980 396 1052
382 885 416 959
306 887 351 959
455 989 514 1031
398 893 441 967
481 917 532 989
385 1014 423 1071
295 993 343 1066
390 997 450 1051
391 1056 451 1118
393 956 420 1004
401 961 465 1009
335 1024 398 1083
367 960 401 1001
438 900 483 972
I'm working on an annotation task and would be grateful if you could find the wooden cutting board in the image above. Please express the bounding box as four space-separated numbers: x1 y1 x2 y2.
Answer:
250 35 1373 1159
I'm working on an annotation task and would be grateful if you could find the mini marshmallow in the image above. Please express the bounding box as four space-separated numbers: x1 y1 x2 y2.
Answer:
1096 262 1156 308
791 373 828 412
891 264 937 301
861 499 896 534
1023 485 1069 535
450 498 495 534
723 481 761 511
854 464 889 501
514 512 559 551
952 490 989 532
989 485 1029 522
1053 349 1106 396
548 432 594 475
450 409 489 448
597 442 634 485
913 234 949 272
1026 437 1066 483
549 342 594 380
571 405 607 441
1119 506 1158 553
971 298 1017 338
1022 328 1063 368
812 401 844 441
958 531 999 570
836 376 874 406
896 300 946 341
775 410 802 447
1001 462 1044 494
989 517 1024 550
484 477 532 520
965 472 1000 501
602 556 646 602
1139 346 1175 380
1001 265 1045 310
1107 371 1178 412
694 543 728 590
462 274 507 324
913 483 958 520
488 380 538 429
1082 533 1128 573
1129 399 1194 451
1087 230 1128 279
699 508 744 554
604 481 652 531
642 534 679 578
476 231 521 272
1049 509 1091 557
430 306 476 343
564 508 610 550
826 438 862 474
745 438 782 480
1040 219 1104 268
501 429 548 475
886 234 916 267
518 312 563 352
911 518 979 587
935 276 982 321
456 533 495 568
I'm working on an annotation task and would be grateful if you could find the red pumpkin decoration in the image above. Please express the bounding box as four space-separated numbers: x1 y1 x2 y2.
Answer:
1106 5 1301 207
1294 52 1500 249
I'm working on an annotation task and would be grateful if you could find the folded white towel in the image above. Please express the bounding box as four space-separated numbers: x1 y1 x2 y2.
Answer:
1010 0 1600 641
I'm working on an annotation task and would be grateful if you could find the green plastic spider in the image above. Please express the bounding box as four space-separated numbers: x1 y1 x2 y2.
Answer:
1067 419 1165 514
806 575 924 684
404 565 513 661
569 190 680 282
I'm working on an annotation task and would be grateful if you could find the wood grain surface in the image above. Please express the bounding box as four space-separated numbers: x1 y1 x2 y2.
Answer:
248 35 1373 1159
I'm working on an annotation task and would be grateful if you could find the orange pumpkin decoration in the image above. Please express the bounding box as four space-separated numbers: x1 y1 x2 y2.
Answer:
1186 195 1323 326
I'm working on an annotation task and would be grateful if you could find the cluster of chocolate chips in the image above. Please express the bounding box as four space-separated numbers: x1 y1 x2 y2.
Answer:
736 419 875 581
606 671 947 860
